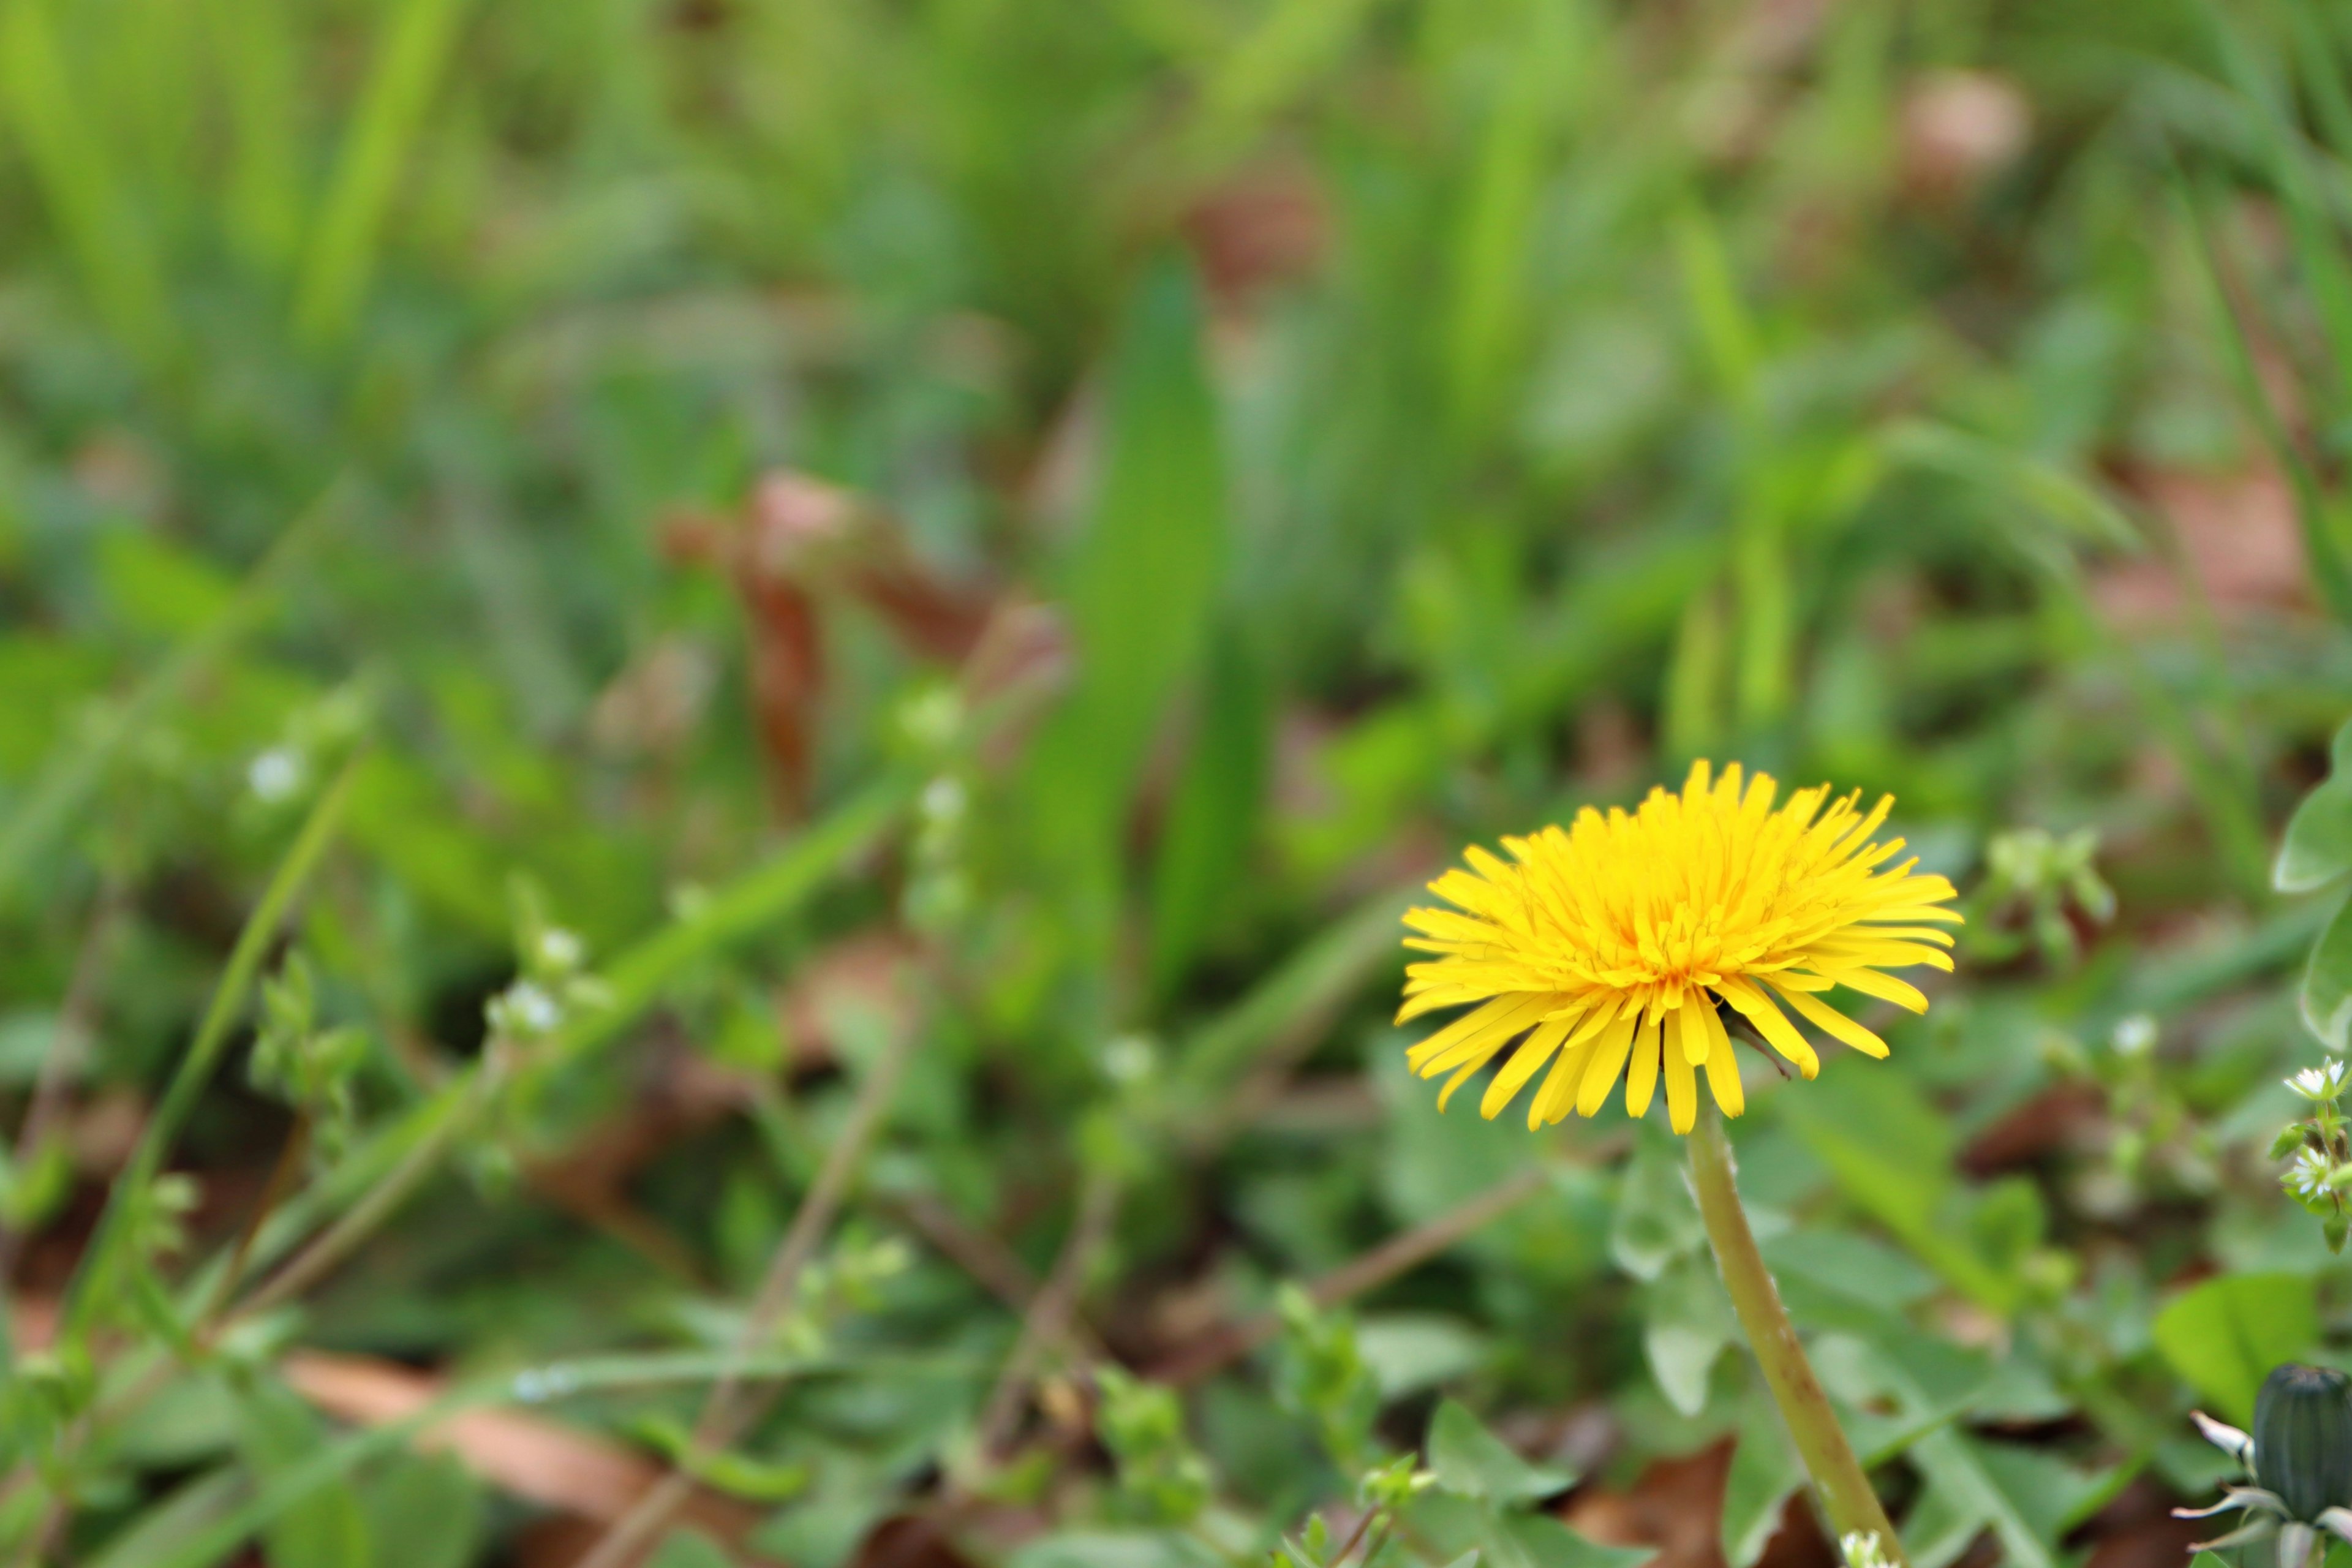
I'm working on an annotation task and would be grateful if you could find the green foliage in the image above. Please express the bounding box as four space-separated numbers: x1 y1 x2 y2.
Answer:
1 0 2351 1562
2154 1274 2321 1426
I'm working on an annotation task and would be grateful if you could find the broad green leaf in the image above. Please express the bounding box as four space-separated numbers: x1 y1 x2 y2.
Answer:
647 1530 735 1568
1899 1474 1983 1568
1721 1390 1804 1568
2152 1272 2320 1423
2278 721 2352 893
1007 1530 1224 1568
1609 1123 1704 1283
97 528 239 639
1760 1229 1936 1313
1776 1068 2018 1311
1023 257 1229 979
1904 1431 2115 1568
86 1468 246 1568
1490 1513 1654 1568
2305 895 2352 1050
1811 1324 1991 1463
113 1368 239 1469
1356 1314 1487 1399
1427 1398 1573 1502
1642 1255 1735 1417
236 1378 371 1568
1148 623 1268 1000
357 1453 480 1568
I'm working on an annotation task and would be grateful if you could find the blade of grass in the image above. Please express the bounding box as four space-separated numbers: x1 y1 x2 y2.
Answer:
1170 884 1411 1134
293 0 471 349
56 752 365 1341
0 0 173 367
1442 1 1575 445
211 0 307 276
2170 159 2352 622
1676 200 1790 728
2202 1 2352 429
2286 0 2352 164
532 770 913 1078
195 770 912 1307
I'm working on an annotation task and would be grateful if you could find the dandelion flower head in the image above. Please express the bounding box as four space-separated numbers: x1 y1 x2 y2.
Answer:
1400 761 1961 1134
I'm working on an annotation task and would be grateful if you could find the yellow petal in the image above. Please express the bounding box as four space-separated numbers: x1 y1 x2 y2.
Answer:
1531 1030 1595 1126
1664 1033 1698 1133
1408 993 1552 1074
1481 1016 1572 1120
1576 1011 1640 1118
1823 966 1929 1014
1625 1014 1662 1118
1770 982 1889 1058
1702 1002 1744 1117
1810 940 1953 973
1713 976 1818 1079
1675 997 1710 1066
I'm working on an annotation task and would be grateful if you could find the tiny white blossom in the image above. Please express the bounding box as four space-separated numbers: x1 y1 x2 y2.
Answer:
1841 1533 1896 1568
921 775 967 824
536 927 584 973
2111 1014 2157 1057
2291 1060 2351 1102
491 980 562 1039
1101 1033 1156 1085
2290 1147 2334 1202
247 747 305 804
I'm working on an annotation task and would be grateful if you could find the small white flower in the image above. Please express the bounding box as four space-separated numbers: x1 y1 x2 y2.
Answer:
1100 1033 1156 1086
2291 1059 2351 1102
536 928 584 973
247 747 305 804
491 980 562 1039
2290 1147 2334 1202
1841 1532 1896 1568
921 775 967 824
2111 1014 2157 1058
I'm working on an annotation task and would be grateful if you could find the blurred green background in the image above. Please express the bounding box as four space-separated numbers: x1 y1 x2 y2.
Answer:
7 0 2352 1564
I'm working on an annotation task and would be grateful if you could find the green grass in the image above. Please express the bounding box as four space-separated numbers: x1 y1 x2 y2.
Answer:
1 1 2351 1565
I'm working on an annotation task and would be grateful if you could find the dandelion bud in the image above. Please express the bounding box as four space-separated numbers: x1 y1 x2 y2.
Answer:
2255 1364 2352 1523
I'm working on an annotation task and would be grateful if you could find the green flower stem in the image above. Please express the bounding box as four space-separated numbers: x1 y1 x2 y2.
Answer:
1688 1103 1905 1566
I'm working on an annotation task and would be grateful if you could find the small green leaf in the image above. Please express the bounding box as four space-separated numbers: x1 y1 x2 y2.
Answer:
1494 1513 1655 1568
85 1468 245 1568
1608 1125 1703 1283
1427 1398 1573 1502
1641 1256 1734 1417
1721 1392 1804 1568
2152 1272 2321 1425
1904 1431 2117 1568
2281 722 2352 893
646 1529 734 1568
235 1378 371 1568
357 1454 480 1568
2305 895 2352 1049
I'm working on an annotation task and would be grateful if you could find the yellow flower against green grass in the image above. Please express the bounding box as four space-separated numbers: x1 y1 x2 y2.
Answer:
1400 761 1962 1134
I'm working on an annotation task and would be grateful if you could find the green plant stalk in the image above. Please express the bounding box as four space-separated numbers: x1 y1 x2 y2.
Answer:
1688 1104 1905 1565
55 753 363 1341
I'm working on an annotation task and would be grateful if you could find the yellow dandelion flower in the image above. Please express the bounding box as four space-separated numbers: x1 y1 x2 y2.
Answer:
1399 760 1961 1135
